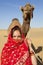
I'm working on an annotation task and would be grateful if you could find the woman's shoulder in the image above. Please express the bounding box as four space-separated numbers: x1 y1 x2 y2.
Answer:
2 41 10 49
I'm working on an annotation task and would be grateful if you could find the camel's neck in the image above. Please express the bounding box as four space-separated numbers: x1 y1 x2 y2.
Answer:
23 19 30 24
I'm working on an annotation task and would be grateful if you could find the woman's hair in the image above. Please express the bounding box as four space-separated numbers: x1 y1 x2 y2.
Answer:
11 26 22 38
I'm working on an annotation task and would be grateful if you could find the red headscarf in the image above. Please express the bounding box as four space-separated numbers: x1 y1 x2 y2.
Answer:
1 33 32 65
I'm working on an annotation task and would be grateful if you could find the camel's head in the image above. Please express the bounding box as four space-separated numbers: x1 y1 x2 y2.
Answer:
21 3 34 20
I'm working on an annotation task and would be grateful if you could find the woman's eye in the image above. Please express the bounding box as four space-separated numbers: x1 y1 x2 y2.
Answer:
13 36 21 37
13 36 16 37
18 36 21 37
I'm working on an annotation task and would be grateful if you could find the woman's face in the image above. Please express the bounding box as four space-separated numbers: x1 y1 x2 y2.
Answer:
13 30 21 40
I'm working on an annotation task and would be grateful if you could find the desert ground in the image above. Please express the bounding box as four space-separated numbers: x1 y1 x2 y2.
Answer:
0 28 43 64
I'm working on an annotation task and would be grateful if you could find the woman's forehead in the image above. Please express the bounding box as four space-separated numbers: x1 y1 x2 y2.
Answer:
13 30 21 35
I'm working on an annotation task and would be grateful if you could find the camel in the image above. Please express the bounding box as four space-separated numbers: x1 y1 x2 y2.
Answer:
21 3 34 37
21 4 43 65
8 3 34 36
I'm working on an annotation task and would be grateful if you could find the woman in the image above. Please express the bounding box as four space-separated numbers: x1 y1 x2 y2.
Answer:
1 18 37 65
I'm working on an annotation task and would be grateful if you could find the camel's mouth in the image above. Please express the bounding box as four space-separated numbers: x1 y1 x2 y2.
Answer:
27 13 31 20
23 12 31 20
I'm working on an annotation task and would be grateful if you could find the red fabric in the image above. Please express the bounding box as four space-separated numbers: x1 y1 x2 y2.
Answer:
1 33 32 65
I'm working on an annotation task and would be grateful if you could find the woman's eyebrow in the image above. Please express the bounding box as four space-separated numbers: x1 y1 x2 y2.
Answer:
13 35 21 37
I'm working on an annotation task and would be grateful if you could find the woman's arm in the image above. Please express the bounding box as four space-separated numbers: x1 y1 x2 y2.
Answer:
26 38 37 65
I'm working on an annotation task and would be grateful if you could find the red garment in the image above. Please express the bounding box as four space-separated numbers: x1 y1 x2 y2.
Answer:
1 33 32 65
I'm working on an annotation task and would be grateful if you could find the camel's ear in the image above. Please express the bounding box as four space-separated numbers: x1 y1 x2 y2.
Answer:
20 6 24 12
32 6 34 11
31 6 34 18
